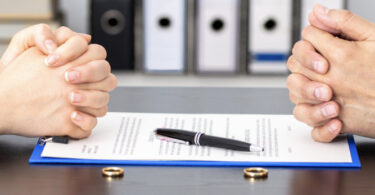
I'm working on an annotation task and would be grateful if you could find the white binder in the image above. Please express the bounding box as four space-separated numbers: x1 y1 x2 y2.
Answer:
301 0 345 31
196 0 240 73
249 0 292 74
143 0 186 73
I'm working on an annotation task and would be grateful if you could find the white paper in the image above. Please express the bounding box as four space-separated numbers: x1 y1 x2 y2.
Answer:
42 112 352 163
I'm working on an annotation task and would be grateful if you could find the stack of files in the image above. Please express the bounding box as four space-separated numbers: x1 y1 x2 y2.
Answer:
30 112 360 168
90 0 135 71
248 0 292 74
301 0 345 31
195 0 241 74
0 0 60 57
143 0 186 73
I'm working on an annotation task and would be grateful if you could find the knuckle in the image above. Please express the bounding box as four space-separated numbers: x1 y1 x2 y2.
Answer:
312 129 333 143
293 106 302 122
340 10 355 25
292 41 305 54
293 104 315 126
286 74 297 89
73 34 88 44
98 106 108 117
73 129 92 139
301 26 313 40
80 131 92 139
63 124 78 137
36 23 51 32
103 74 118 90
330 46 351 63
289 93 297 104
301 85 311 99
96 92 110 105
93 60 111 74
103 93 110 104
110 74 118 89
287 56 298 72
286 75 293 89
293 106 301 118
103 60 111 73
88 118 98 130
303 115 315 126
286 56 293 71
56 26 71 33
311 130 323 142
90 44 107 59
86 130 93 137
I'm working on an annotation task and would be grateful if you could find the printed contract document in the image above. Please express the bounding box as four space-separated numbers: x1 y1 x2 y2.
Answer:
40 112 355 164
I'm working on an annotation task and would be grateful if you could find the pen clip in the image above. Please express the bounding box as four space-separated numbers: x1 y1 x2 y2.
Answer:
38 136 69 145
38 137 52 146
155 134 190 145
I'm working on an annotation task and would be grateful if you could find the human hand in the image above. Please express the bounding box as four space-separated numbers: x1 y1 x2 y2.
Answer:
287 6 375 141
0 44 116 138
1 24 91 66
0 25 117 138
42 26 117 125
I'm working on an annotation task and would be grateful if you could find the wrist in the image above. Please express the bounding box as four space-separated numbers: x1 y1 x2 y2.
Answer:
0 79 11 134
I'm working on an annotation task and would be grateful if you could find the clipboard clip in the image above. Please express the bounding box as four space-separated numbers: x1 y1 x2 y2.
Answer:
155 134 190 145
38 136 69 145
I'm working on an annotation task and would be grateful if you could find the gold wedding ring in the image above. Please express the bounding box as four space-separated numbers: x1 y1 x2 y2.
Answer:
102 167 124 177
243 167 268 178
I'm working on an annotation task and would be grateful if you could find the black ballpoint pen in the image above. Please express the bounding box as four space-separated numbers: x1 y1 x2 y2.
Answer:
40 136 69 144
155 128 264 152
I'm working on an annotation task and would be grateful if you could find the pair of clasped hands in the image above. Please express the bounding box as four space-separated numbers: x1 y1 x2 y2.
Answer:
288 4 375 142
0 25 117 138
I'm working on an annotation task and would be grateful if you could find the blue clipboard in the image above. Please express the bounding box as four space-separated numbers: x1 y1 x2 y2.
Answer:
29 135 361 168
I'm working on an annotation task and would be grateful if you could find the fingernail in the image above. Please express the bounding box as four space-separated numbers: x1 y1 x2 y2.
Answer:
313 61 325 73
314 87 328 100
45 54 59 66
65 71 79 82
316 4 329 16
70 92 83 103
321 104 337 117
72 111 83 121
44 39 57 54
328 121 340 133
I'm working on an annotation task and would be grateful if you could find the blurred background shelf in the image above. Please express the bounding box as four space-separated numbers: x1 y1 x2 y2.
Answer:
114 72 287 87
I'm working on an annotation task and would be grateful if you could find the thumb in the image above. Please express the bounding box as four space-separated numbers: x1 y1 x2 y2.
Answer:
309 4 375 41
1 24 57 66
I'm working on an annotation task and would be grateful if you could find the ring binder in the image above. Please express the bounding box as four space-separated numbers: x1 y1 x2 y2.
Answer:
143 0 187 73
195 0 241 73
